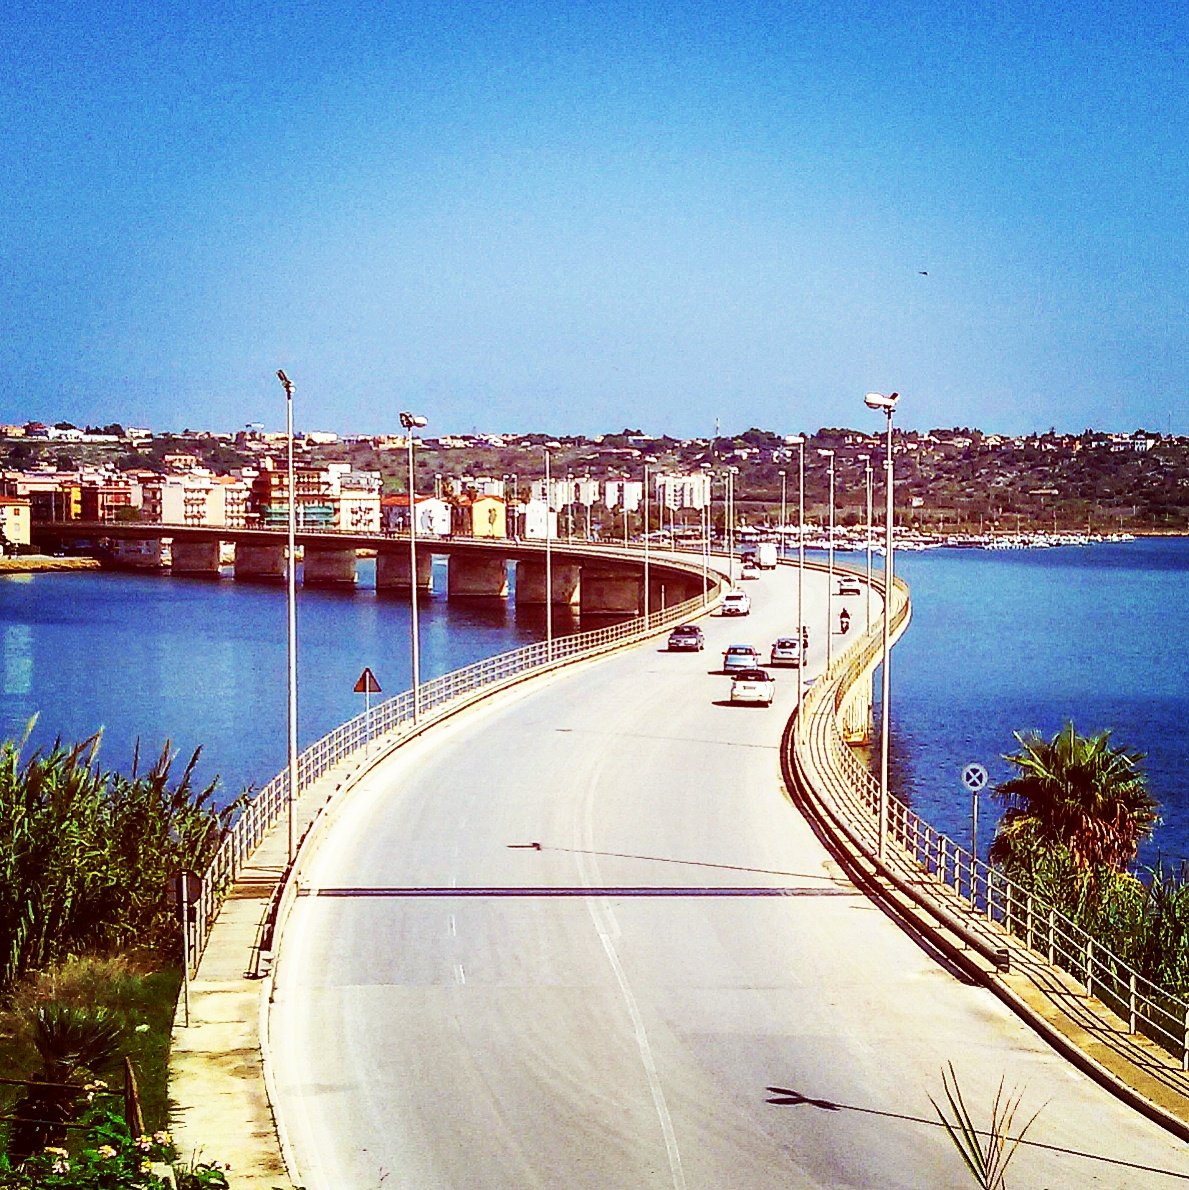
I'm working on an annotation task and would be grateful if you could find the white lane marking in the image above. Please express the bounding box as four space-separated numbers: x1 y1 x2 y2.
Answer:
454 963 466 986
576 752 687 1190
448 914 457 937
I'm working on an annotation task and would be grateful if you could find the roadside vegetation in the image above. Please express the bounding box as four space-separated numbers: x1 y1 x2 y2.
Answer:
0 723 240 1178
990 723 1189 995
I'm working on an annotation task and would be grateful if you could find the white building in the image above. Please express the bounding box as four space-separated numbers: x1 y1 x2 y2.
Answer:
604 479 643 513
522 498 558 540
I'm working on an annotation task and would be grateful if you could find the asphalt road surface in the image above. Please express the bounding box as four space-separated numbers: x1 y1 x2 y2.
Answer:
270 563 1189 1188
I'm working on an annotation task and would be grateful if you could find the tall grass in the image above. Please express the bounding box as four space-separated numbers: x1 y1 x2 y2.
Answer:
0 721 240 992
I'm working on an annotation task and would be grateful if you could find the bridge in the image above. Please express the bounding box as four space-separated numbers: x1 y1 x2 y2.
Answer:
166 546 1189 1187
32 521 708 616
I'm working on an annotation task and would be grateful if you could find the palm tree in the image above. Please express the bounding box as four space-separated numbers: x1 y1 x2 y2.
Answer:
990 723 1159 875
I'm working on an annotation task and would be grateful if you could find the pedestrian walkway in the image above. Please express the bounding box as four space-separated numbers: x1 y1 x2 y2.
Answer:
168 755 363 1188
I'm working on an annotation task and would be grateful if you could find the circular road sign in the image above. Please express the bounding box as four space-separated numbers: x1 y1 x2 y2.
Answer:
961 763 989 793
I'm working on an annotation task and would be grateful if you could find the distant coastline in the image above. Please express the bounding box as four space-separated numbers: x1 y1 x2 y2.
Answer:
0 554 102 574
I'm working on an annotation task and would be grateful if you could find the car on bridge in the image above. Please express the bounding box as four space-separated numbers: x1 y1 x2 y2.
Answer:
721 590 751 616
769 636 803 667
667 624 705 652
837 577 862 596
729 668 776 706
722 644 761 673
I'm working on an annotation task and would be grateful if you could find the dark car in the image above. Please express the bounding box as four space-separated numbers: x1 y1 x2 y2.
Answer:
667 624 705 652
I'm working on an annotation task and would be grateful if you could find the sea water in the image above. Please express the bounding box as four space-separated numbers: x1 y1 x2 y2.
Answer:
3 542 1187 865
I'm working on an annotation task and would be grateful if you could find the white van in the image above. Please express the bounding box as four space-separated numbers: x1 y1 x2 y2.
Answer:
754 542 778 569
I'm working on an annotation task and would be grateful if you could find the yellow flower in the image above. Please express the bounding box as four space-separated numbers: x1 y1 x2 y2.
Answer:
153 1130 172 1144
97 1144 117 1159
43 1147 68 1158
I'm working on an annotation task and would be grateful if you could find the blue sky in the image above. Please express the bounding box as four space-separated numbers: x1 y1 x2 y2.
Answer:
2 1 1185 438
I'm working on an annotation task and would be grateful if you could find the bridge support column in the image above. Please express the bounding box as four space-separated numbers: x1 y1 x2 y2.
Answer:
170 539 223 578
376 550 432 593
303 548 357 587
111 538 165 569
448 555 509 598
839 670 874 745
516 561 581 607
234 543 288 583
580 567 641 616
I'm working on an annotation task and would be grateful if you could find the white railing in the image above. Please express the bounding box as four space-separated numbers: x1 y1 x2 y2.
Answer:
189 569 722 965
792 572 1189 1074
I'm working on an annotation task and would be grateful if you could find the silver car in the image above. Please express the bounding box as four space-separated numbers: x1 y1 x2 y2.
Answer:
769 636 802 667
722 644 761 673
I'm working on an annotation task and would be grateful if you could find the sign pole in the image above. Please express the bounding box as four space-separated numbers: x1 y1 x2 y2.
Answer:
354 668 383 754
180 880 191 1028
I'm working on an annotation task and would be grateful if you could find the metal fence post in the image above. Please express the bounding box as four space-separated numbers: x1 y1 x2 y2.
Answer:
1129 973 1137 1035
1085 938 1094 997
1047 908 1056 965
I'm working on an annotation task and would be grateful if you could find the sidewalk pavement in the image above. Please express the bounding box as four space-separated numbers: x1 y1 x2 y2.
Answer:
167 755 360 1188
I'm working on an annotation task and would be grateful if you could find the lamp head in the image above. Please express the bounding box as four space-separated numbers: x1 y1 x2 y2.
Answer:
785 434 805 446
400 411 428 430
864 390 900 412
276 369 294 396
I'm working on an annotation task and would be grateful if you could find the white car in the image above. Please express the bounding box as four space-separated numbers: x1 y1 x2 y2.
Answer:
740 564 760 580
730 668 776 706
837 577 862 596
721 590 751 616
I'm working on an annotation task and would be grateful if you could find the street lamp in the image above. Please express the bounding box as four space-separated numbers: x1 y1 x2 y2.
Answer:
723 464 733 585
400 411 428 723
785 436 805 723
865 390 901 862
779 469 787 554
819 449 836 669
860 454 873 632
643 456 657 624
544 445 555 659
275 369 298 864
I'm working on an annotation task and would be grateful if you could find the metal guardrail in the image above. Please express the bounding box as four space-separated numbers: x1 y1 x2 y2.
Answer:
793 571 1189 1071
189 571 722 966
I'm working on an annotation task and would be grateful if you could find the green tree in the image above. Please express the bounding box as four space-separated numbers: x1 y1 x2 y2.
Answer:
990 723 1159 876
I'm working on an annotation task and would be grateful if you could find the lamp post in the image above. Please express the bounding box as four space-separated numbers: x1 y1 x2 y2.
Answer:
275 369 298 864
785 436 805 721
820 449 836 669
511 472 518 538
727 466 739 585
860 454 873 631
400 411 428 723
643 456 656 624
544 445 554 659
779 469 787 555
865 390 901 862
566 472 573 544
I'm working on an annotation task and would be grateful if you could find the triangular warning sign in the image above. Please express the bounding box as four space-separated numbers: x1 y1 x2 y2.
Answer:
353 667 382 694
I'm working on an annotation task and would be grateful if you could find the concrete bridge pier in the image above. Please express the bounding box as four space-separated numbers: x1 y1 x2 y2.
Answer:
376 550 433 593
838 670 874 745
234 543 288 583
579 567 641 617
110 538 165 569
303 548 358 587
448 555 509 599
516 561 581 607
171 538 223 578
